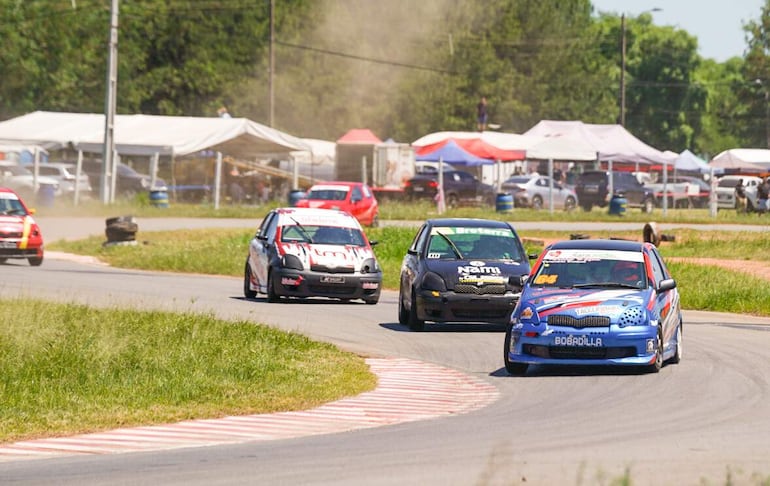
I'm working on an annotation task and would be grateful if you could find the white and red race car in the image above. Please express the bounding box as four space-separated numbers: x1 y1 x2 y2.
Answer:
244 207 381 304
0 186 44 266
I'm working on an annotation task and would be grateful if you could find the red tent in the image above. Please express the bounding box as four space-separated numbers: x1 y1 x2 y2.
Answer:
336 129 382 145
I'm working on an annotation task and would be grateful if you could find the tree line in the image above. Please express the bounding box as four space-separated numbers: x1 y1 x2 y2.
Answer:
2 0 770 159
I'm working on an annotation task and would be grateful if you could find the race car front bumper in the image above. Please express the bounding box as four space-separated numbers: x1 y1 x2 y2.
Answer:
273 267 381 302
416 289 519 324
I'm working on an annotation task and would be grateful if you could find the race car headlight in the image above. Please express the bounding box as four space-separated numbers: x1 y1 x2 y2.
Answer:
360 257 379 274
617 305 647 327
516 303 541 325
281 254 304 270
421 271 446 292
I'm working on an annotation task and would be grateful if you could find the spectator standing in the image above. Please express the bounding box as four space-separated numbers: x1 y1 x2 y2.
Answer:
735 179 747 214
217 106 232 118
476 97 488 131
758 177 770 214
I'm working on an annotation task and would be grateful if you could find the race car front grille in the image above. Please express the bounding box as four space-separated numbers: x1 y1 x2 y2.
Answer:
0 231 23 238
547 315 610 328
454 284 507 295
310 264 354 274
307 285 357 296
453 308 510 320
524 344 636 360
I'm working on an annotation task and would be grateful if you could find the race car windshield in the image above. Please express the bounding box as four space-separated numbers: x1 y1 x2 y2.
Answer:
426 227 523 261
0 197 26 215
306 189 348 201
310 226 365 246
531 255 646 289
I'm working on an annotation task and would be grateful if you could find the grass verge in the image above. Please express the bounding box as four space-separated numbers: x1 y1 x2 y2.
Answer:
0 299 375 444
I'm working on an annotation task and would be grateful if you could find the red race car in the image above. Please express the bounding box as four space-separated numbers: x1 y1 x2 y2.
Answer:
294 181 380 227
0 187 44 266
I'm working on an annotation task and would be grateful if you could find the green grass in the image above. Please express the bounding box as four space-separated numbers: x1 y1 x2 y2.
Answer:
0 299 375 443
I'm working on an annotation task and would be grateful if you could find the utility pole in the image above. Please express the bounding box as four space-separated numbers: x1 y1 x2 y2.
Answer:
101 0 119 204
268 0 275 127
619 13 626 126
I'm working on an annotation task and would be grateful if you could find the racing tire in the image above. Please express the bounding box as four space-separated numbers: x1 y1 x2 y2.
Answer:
28 256 43 266
363 297 379 305
668 321 683 365
504 326 528 376
243 260 257 299
564 196 576 211
398 287 409 325
647 328 664 373
266 269 281 303
642 197 655 214
407 290 425 331
532 195 543 210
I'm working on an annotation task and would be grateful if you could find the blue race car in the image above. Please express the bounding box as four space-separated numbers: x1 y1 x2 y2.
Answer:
504 239 682 375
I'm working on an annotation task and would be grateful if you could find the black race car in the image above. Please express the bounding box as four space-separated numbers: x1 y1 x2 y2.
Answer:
398 218 532 331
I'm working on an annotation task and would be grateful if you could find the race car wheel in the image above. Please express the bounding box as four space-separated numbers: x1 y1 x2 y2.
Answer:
267 269 281 303
28 256 43 266
243 260 257 299
504 326 528 376
407 290 425 331
398 287 409 325
669 321 683 364
363 297 379 305
647 328 664 373
532 195 543 210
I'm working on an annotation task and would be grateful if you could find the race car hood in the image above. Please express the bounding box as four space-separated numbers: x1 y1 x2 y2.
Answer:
0 214 30 234
518 286 652 325
277 241 377 272
425 259 529 288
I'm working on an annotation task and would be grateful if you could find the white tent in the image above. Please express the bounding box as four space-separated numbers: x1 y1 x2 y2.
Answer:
0 111 311 157
710 148 770 173
674 149 723 174
524 120 669 165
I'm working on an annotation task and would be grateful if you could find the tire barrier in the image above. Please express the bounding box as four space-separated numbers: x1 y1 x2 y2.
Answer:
104 215 138 246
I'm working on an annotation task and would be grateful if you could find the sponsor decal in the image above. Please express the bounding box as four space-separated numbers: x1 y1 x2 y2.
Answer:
320 275 345 284
430 227 513 237
362 281 379 290
554 335 603 347
457 265 501 275
543 249 644 263
575 305 624 317
281 276 302 286
459 274 506 285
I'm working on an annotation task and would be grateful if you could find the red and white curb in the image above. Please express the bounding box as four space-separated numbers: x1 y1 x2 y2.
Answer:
0 358 498 462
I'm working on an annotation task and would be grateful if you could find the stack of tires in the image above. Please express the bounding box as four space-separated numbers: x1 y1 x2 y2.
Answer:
104 216 138 246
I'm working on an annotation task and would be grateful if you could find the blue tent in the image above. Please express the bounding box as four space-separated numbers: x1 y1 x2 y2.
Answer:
675 149 723 174
415 139 493 166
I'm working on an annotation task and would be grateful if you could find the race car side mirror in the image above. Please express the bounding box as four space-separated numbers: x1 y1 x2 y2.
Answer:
658 278 676 291
369 240 379 246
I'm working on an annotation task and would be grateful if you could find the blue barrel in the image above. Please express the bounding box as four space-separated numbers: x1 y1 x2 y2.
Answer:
37 183 56 207
495 193 513 212
150 189 169 208
288 190 306 207
608 193 627 215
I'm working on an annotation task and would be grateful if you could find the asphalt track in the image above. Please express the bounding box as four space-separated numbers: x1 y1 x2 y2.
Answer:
2 217 770 485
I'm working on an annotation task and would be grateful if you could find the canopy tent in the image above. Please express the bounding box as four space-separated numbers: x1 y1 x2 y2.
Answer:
524 120 669 165
336 128 382 145
0 143 48 163
412 130 595 161
674 149 723 174
710 149 770 173
0 111 311 157
415 139 493 166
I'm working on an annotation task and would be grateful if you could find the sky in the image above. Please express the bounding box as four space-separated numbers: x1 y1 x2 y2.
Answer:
591 0 766 62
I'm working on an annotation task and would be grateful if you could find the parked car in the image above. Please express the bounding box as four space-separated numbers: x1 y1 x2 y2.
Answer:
0 162 60 200
244 207 382 304
404 169 496 207
667 175 712 208
398 218 532 331
715 175 762 211
500 175 578 210
574 170 656 212
37 162 93 199
81 160 166 199
504 238 682 375
0 186 44 266
294 181 379 226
